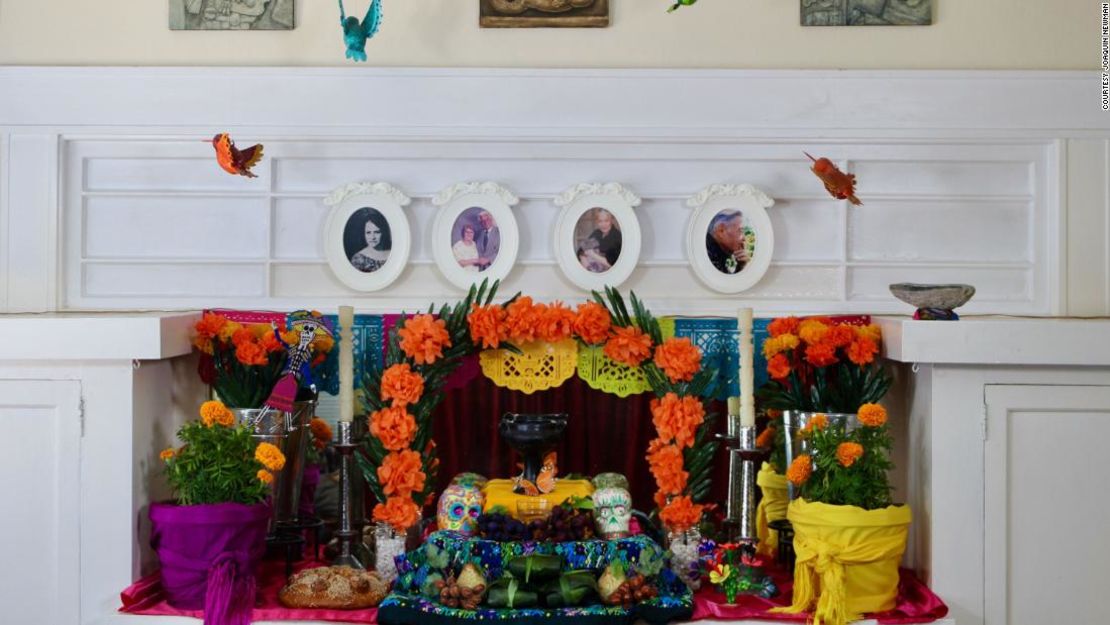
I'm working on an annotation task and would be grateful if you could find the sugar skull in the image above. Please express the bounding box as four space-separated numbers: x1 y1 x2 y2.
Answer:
437 483 484 535
593 486 632 539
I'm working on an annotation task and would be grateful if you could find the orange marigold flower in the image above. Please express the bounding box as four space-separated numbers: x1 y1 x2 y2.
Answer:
653 337 703 383
801 413 828 435
755 426 776 449
537 301 576 343
659 496 704 533
787 455 812 486
573 301 612 345
504 296 541 344
647 439 689 495
312 335 335 354
235 340 269 366
798 319 831 346
397 314 451 365
160 448 176 461
768 317 800 338
377 449 426 498
218 321 243 344
373 496 422 533
257 469 274 484
200 400 235 428
858 403 888 427
281 330 300 347
650 393 705 449
192 335 215 355
837 442 864 467
847 337 879 366
195 312 228 339
653 490 669 510
369 406 418 451
855 323 882 344
468 303 508 349
255 442 286 472
804 342 838 368
767 353 792 380
309 417 332 442
259 329 285 353
827 324 857 348
603 326 653 368
231 327 256 348
380 363 425 408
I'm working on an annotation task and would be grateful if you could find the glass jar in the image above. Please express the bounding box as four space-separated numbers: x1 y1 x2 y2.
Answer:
373 522 407 583
666 527 703 590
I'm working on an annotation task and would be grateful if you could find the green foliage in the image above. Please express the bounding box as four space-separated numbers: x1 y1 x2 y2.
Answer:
360 279 510 506
162 420 269 505
209 341 286 409
800 419 894 510
757 360 892 414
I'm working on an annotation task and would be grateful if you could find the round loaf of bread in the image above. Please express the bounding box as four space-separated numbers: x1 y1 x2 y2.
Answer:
279 566 389 609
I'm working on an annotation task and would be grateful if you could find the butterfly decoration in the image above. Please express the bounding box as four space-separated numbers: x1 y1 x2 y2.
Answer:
339 0 382 62
209 133 263 178
805 152 863 205
513 452 558 496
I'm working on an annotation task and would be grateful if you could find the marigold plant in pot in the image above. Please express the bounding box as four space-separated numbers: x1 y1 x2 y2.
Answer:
772 403 912 625
152 400 285 625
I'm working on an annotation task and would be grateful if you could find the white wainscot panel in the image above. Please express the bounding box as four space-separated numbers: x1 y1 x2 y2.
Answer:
769 199 843 262
273 198 329 260
84 196 269 259
84 155 268 192
854 159 1035 197
849 266 1031 303
849 200 1032 263
84 263 267 298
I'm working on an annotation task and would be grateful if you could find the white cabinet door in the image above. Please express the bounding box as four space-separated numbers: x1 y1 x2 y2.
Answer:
0 380 82 624
984 384 1110 625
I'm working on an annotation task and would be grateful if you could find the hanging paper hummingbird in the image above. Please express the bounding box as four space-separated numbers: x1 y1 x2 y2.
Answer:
805 152 863 206
667 0 698 11
209 133 263 178
339 0 382 62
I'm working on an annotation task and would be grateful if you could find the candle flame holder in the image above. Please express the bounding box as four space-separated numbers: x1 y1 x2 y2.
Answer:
332 421 364 569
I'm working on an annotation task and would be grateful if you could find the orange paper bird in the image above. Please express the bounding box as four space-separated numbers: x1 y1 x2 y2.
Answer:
805 152 862 205
210 133 263 178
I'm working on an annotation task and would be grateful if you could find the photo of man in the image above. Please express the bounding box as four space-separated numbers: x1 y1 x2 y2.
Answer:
706 210 752 275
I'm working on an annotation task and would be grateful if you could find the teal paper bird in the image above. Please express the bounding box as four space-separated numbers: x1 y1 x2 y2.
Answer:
668 0 697 11
339 0 382 62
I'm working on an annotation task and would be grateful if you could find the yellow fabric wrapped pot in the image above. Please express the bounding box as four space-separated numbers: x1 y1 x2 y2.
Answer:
756 462 789 557
771 498 912 625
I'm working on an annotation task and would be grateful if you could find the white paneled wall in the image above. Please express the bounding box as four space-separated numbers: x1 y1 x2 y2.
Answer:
1 68 1106 315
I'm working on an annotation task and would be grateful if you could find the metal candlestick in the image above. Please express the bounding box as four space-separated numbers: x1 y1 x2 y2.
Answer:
333 421 364 569
735 425 760 544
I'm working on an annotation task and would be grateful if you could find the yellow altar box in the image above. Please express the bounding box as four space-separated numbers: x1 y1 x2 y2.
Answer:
482 479 595 519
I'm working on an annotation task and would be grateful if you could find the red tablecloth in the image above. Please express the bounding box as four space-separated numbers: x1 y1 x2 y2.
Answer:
122 560 946 624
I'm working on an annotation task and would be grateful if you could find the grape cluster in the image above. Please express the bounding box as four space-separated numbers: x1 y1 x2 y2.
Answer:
603 575 658 608
527 506 595 542
476 512 529 542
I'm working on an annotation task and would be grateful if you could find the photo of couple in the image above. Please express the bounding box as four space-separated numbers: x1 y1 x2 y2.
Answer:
451 207 500 272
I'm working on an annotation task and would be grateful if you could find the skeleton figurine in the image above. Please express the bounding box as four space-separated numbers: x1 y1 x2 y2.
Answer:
593 487 632 540
437 483 485 536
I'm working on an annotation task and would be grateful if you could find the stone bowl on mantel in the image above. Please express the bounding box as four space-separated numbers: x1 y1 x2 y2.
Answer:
889 283 976 320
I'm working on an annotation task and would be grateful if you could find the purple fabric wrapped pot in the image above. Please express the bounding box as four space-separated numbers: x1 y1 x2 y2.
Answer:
298 463 321 519
149 501 270 625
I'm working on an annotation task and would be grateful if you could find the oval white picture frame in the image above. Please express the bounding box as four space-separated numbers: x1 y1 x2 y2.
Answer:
323 182 412 292
552 183 642 292
685 184 775 294
431 182 521 291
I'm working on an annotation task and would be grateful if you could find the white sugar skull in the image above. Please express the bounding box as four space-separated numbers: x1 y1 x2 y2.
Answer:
437 483 484 535
593 487 632 539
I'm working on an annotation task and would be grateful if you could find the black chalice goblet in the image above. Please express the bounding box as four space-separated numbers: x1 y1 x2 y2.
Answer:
499 413 568 494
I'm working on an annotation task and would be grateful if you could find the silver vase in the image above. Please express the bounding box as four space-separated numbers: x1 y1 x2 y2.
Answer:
782 411 859 499
234 399 317 525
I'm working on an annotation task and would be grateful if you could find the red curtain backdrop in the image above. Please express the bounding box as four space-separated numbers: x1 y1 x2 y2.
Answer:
431 374 730 513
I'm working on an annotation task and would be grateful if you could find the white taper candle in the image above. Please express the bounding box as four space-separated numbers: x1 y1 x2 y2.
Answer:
338 305 355 423
739 308 755 427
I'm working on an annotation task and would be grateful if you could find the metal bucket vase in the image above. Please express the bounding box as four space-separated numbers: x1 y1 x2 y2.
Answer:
782 411 859 499
235 399 317 525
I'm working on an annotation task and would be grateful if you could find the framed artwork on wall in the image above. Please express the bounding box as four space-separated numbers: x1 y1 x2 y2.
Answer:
431 182 521 291
552 182 642 291
323 182 412 292
801 0 932 26
685 184 775 294
169 0 295 30
480 0 609 28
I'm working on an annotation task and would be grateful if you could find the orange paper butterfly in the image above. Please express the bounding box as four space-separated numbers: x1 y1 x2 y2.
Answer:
514 452 558 496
